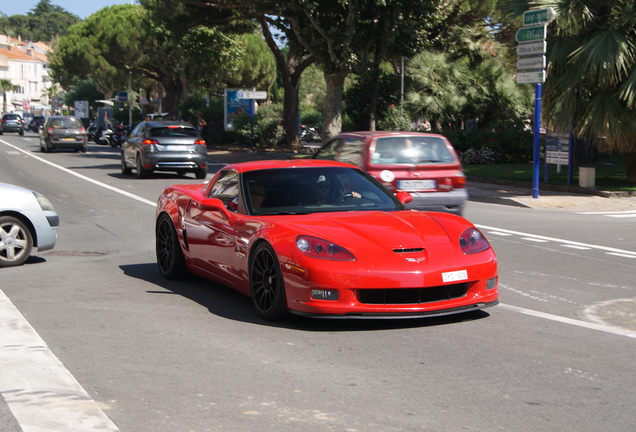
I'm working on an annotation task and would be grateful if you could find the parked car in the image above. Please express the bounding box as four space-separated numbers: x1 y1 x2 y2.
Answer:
121 120 208 179
0 113 24 135
312 131 468 215
0 183 59 267
40 116 87 153
155 159 498 320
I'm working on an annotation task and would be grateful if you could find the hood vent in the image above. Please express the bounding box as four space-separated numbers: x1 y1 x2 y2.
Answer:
393 247 424 254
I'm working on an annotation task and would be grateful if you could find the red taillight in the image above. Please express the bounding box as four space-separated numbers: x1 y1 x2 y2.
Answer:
452 174 466 189
168 126 179 129
81 127 86 135
142 139 159 145
48 127 53 134
195 139 206 146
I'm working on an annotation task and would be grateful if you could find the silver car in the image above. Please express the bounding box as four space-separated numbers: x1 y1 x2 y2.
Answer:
121 120 208 179
0 183 59 267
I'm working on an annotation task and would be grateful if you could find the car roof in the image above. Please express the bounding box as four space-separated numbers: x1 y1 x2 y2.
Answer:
221 159 359 174
145 120 195 128
334 131 447 139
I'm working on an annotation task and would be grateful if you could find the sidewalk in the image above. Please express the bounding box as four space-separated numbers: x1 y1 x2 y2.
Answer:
206 146 636 212
467 179 636 211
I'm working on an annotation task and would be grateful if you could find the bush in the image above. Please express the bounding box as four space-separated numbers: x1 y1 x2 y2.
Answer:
234 103 284 148
377 105 412 131
442 127 534 164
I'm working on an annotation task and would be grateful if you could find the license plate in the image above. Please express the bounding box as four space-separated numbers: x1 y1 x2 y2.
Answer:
62 138 75 141
162 145 183 150
397 180 436 190
442 270 468 283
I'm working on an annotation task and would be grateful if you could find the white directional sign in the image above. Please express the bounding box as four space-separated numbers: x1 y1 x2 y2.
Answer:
236 90 268 100
516 70 546 84
517 41 547 56
516 56 546 71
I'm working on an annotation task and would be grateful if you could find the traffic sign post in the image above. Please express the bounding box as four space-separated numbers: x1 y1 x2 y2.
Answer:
235 90 268 150
516 8 556 199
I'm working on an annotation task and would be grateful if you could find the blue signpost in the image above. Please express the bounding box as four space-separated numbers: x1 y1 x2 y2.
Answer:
516 8 555 199
235 90 268 151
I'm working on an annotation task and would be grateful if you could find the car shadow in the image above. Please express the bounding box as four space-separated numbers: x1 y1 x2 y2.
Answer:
120 262 492 332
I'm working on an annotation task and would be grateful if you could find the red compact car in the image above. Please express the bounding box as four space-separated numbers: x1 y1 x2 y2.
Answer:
156 159 498 320
313 131 467 215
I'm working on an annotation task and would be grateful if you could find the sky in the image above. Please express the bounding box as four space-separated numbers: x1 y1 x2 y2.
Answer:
1 1 136 20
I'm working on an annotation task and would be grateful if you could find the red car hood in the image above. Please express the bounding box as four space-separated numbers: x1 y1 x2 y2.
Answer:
267 210 452 251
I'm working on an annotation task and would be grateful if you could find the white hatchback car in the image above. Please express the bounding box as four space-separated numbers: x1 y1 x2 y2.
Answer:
0 183 59 267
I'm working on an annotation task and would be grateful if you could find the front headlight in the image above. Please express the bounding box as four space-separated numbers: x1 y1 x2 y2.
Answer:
33 192 55 211
459 227 490 254
295 236 356 261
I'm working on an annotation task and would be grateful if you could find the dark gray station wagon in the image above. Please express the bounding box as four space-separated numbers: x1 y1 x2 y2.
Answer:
121 120 208 179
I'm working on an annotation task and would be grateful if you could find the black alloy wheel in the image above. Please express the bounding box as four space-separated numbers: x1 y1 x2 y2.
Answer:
250 243 286 320
155 214 187 279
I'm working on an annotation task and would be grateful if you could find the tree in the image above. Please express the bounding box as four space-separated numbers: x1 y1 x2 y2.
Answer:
219 33 277 91
505 0 636 183
0 79 19 113
0 0 79 42
49 4 244 116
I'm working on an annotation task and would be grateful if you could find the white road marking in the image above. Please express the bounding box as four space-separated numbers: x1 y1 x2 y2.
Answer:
576 210 636 215
561 244 591 250
607 253 636 259
0 140 155 207
607 214 636 218
521 237 549 243
0 290 119 431
478 224 636 258
499 303 636 339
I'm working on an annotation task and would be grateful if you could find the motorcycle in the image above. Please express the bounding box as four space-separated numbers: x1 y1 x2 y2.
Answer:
108 124 129 147
86 120 98 142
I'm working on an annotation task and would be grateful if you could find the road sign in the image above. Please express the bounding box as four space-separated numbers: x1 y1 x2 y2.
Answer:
118 91 128 102
139 95 149 105
74 100 88 118
516 25 547 43
523 8 556 27
236 90 268 100
516 56 546 71
516 70 546 84
517 41 547 56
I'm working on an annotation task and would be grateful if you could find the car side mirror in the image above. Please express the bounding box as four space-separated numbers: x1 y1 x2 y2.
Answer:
199 198 232 219
395 192 413 205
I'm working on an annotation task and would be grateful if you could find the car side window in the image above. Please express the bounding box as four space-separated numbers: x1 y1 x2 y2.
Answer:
314 139 343 160
207 170 240 212
335 138 366 168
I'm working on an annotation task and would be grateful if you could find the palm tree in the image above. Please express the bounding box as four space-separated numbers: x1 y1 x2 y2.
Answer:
505 0 636 183
0 79 19 113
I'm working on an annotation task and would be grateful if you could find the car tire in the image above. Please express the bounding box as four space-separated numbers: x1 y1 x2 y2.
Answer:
19 129 24 136
195 168 207 180
81 145 88 153
249 242 286 321
0 216 33 268
136 155 149 179
121 153 132 175
155 214 187 279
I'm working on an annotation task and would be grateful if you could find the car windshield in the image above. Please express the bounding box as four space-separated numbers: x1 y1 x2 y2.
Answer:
371 136 455 165
4 115 20 120
150 127 198 138
50 118 82 128
242 167 404 215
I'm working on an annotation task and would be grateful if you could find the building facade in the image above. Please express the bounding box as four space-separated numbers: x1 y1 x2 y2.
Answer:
0 35 54 115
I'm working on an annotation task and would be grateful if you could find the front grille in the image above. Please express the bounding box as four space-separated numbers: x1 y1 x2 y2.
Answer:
358 283 468 305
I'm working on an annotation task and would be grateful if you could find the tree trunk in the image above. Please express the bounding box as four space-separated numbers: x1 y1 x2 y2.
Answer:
322 69 349 141
257 15 314 150
158 74 183 118
623 151 636 183
368 69 380 131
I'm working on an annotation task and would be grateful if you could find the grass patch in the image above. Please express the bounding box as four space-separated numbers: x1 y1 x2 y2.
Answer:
464 153 636 192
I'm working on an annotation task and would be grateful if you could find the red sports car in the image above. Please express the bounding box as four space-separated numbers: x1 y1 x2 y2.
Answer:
156 159 498 320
